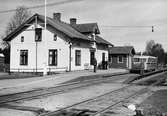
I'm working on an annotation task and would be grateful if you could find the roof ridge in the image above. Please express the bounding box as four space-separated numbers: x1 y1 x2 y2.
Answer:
75 22 98 25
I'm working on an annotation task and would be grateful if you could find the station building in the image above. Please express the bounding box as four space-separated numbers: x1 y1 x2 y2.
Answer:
4 13 113 73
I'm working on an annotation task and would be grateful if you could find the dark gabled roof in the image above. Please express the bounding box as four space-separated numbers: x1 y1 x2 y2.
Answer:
109 46 135 55
4 13 112 46
96 35 113 46
71 23 100 34
44 15 91 41
4 13 90 41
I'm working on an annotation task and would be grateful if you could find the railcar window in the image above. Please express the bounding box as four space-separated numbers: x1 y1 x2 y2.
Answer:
142 58 147 62
148 58 156 63
133 58 140 62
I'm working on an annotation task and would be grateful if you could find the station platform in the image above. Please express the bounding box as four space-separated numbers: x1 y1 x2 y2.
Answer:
0 68 128 95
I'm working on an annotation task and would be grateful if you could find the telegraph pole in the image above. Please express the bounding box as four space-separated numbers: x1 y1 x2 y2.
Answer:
43 0 47 75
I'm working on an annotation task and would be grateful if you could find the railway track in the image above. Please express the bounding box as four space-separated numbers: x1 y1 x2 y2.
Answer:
0 73 132 105
38 70 167 116
0 69 166 115
39 85 148 116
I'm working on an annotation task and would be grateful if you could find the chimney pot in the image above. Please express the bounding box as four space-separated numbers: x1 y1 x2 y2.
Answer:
70 18 77 25
53 13 61 21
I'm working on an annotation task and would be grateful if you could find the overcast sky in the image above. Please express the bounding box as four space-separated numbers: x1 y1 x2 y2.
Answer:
0 0 167 52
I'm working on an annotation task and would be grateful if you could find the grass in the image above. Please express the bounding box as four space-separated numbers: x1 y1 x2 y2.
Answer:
137 72 167 86
140 90 167 115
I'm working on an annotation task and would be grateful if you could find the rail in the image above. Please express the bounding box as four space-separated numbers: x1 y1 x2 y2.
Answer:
38 69 167 116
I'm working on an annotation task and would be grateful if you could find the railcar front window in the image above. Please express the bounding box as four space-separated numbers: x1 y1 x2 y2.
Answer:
141 58 146 62
133 58 140 62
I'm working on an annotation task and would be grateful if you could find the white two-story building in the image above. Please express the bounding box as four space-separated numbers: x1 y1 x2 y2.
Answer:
4 13 113 74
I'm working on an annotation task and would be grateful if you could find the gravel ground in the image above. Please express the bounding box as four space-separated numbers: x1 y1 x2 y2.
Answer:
0 69 127 95
7 83 126 111
63 74 139 84
0 108 36 116
72 85 145 111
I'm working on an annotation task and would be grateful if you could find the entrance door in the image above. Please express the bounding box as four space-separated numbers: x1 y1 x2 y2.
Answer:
102 53 106 69
90 52 95 65
102 53 105 61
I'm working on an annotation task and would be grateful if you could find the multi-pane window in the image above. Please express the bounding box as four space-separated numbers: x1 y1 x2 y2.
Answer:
20 50 28 65
54 34 57 41
75 50 81 66
35 28 42 41
21 36 24 42
49 49 58 66
118 56 123 63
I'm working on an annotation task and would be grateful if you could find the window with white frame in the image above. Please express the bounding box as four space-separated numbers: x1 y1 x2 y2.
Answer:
75 50 81 66
48 49 58 66
21 36 24 42
35 28 42 41
118 56 123 63
20 50 28 65
53 34 57 41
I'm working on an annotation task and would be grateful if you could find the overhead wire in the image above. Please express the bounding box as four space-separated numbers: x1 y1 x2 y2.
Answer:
100 25 154 32
0 0 84 14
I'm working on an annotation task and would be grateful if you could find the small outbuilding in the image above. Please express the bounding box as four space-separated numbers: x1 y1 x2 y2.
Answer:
108 46 135 69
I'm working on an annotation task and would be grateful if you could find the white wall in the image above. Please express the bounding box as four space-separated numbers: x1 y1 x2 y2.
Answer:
10 24 69 72
70 43 108 70
71 42 90 70
96 49 108 65
10 24 109 72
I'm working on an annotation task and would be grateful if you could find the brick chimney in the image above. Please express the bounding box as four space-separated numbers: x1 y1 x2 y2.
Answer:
70 18 77 25
53 13 61 21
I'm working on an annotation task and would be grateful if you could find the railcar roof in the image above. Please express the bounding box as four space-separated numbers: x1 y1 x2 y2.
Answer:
133 55 157 59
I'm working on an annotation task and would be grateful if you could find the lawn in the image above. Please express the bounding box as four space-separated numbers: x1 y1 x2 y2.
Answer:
137 72 167 86
140 90 167 115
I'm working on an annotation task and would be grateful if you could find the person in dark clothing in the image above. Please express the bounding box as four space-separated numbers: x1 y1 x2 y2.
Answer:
93 58 97 73
102 60 105 70
105 61 108 70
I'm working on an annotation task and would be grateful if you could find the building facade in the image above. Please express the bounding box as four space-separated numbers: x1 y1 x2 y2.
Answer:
4 13 112 73
108 46 135 69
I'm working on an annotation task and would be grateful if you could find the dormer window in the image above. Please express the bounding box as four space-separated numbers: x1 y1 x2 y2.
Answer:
35 28 42 41
54 34 57 41
21 36 24 42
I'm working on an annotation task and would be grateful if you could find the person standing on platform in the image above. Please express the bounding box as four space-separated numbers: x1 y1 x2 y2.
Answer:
93 58 97 73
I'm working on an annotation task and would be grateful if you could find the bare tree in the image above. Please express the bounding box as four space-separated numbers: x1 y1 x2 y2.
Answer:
1 6 31 64
5 6 31 35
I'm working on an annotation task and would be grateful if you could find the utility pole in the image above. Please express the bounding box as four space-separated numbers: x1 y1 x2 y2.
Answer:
35 16 38 74
43 0 47 75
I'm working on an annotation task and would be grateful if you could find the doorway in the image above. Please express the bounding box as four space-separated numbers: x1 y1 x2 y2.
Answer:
90 51 95 65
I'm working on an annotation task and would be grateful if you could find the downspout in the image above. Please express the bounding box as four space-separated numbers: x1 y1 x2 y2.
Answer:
69 42 72 71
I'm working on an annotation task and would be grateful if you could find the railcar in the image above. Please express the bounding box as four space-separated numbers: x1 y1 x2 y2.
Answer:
130 55 157 72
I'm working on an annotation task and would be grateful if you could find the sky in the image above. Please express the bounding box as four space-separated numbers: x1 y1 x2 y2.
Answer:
0 0 167 52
